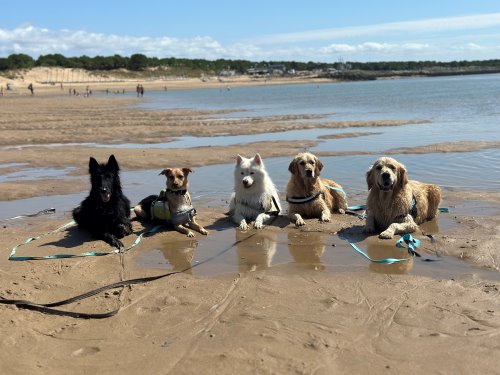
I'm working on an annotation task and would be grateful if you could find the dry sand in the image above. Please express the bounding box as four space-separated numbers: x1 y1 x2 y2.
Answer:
0 82 499 374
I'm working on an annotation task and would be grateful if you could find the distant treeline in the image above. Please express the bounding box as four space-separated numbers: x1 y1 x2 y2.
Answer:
1 53 500 74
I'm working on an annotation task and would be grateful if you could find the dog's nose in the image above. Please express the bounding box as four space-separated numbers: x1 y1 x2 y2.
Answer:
306 169 313 177
382 172 390 179
100 187 108 193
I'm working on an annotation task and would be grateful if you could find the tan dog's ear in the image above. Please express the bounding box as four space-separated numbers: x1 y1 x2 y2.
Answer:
397 164 409 189
288 157 298 175
366 165 374 190
315 156 323 176
159 168 172 176
182 168 193 176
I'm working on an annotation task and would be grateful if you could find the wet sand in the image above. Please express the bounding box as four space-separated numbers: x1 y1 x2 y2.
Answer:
1 93 500 374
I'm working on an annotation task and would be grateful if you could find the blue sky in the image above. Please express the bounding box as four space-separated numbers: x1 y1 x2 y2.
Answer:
1 0 500 62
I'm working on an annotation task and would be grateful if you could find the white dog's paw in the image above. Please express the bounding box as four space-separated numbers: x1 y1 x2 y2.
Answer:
238 221 249 230
186 231 195 238
379 230 394 239
254 221 264 229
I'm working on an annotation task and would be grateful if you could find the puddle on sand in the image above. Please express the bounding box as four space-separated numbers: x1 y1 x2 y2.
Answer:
136 215 500 281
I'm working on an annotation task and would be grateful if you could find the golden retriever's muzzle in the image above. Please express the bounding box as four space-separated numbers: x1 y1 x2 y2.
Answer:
379 171 394 191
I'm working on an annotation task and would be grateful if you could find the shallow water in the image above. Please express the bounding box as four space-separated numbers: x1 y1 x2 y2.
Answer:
134 215 500 281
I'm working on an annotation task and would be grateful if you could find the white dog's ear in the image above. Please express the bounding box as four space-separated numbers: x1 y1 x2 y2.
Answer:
315 157 323 176
254 153 262 166
236 155 243 165
288 157 298 175
397 164 409 189
366 165 374 190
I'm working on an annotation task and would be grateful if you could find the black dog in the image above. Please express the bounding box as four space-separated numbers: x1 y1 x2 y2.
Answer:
73 155 133 248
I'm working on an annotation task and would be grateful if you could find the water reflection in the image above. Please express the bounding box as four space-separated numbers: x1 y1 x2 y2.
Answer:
235 231 276 272
287 232 326 271
158 238 197 274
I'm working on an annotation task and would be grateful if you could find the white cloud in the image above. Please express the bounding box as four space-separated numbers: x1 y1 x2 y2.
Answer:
252 13 500 45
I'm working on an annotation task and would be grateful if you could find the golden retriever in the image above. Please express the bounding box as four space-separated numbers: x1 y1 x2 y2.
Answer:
286 152 347 226
365 157 441 239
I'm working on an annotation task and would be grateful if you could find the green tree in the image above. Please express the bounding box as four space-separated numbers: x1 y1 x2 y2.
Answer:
129 53 148 71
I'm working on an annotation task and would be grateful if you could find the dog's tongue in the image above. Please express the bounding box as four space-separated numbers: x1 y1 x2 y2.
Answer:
101 192 111 202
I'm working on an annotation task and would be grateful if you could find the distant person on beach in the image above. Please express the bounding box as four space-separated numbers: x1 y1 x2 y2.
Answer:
136 84 141 97
28 83 34 95
0 86 3 96
140 85 144 97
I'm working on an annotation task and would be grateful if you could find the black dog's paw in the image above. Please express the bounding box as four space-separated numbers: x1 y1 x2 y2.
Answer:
117 222 133 237
104 233 124 249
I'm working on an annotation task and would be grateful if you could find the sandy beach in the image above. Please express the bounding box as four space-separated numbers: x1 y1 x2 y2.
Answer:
1 76 499 374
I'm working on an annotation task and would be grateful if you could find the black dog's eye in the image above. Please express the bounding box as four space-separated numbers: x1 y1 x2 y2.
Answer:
250 172 254 175
241 172 244 175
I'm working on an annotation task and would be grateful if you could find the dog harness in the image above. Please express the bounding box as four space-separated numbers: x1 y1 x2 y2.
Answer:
150 189 197 225
234 194 281 215
394 195 418 221
286 184 346 205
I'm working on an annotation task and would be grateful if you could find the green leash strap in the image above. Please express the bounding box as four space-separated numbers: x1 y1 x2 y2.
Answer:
8 221 164 261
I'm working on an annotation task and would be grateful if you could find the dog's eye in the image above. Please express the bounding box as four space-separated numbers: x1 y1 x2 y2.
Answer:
241 172 244 175
388 165 396 171
300 161 305 166
250 172 254 175
376 165 382 170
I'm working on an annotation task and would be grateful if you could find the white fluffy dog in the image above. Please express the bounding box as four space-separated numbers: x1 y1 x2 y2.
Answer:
229 154 281 230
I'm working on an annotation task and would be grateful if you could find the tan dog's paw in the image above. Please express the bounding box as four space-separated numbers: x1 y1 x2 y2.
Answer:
321 212 331 222
379 230 394 239
200 228 209 235
186 231 195 238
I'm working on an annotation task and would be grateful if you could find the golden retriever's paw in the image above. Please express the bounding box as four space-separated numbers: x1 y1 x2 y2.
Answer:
186 231 195 238
379 230 394 239
321 213 331 222
253 221 264 229
338 208 345 215
238 221 249 230
295 217 306 226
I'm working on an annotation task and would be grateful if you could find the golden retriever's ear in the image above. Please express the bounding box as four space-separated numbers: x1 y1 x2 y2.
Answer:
397 164 409 189
315 157 324 176
366 165 374 190
288 157 298 175
182 168 193 176
159 168 172 176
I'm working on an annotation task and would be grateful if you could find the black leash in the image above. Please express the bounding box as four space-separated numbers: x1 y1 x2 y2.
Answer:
0 230 260 319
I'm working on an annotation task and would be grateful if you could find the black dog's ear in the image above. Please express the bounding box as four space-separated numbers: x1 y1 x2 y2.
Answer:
107 154 119 172
89 157 99 173
288 157 298 175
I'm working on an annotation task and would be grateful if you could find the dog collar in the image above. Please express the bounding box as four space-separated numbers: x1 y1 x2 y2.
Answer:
286 192 323 204
166 188 187 195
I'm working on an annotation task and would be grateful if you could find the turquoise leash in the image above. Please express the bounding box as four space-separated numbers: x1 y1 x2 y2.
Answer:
8 220 163 261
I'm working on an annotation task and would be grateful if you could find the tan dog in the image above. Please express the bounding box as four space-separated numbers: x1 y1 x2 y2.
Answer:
286 152 347 226
365 157 441 239
134 167 208 237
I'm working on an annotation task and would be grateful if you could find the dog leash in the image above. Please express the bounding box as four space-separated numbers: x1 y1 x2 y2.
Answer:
8 220 164 261
0 231 261 319
347 233 440 264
